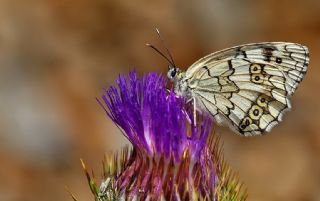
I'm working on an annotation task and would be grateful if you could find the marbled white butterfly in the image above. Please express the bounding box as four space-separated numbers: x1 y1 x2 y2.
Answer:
148 30 309 136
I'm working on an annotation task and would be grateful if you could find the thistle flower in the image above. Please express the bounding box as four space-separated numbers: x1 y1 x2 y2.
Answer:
79 71 247 201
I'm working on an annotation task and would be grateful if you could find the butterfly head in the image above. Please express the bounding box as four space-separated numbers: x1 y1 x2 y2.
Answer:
167 67 182 82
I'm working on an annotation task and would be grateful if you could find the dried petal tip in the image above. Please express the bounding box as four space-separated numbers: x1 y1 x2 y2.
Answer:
91 71 247 200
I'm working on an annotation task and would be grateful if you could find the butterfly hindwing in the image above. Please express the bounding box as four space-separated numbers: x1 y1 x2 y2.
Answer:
185 42 309 136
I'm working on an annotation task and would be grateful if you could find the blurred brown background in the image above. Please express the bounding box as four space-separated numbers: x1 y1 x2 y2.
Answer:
0 0 319 200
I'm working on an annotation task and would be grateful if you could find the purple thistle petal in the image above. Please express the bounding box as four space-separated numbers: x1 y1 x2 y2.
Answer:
100 71 210 161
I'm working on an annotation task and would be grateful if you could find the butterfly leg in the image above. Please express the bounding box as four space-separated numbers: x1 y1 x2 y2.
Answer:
166 88 182 99
193 97 197 127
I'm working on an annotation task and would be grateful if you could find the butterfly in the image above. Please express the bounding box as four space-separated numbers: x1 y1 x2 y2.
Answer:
147 31 309 136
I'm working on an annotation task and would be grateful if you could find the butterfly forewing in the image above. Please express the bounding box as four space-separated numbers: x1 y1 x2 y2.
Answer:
184 42 309 136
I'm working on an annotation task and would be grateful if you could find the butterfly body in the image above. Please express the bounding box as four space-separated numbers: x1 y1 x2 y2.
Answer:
168 42 309 136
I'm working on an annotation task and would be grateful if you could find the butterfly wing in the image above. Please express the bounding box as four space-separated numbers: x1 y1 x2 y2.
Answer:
185 42 309 136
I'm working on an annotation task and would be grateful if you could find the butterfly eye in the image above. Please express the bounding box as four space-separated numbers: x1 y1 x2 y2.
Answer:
170 69 176 77
167 68 177 80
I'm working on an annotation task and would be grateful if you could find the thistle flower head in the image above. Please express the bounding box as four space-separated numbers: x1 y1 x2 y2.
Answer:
80 71 246 201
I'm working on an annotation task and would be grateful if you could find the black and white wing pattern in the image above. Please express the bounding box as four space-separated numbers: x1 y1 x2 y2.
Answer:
185 42 309 136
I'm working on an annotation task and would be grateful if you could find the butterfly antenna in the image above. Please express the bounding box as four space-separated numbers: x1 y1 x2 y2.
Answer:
146 43 175 67
155 28 177 68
